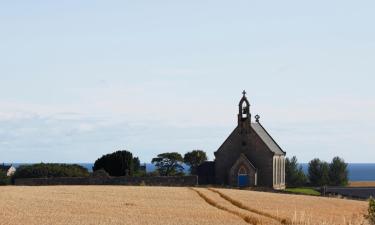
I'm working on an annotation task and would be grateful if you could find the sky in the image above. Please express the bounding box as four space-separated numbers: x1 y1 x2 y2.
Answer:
0 1 374 163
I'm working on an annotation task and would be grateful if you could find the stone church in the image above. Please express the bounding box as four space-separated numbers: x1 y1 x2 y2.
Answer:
198 91 286 190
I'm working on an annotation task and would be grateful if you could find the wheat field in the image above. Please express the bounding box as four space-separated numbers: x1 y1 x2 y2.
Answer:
0 186 369 225
210 188 369 225
349 181 375 187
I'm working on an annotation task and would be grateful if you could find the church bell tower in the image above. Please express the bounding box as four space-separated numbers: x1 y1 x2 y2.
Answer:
238 90 251 133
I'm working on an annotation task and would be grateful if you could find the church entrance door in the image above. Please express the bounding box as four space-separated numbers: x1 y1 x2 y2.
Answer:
238 166 249 187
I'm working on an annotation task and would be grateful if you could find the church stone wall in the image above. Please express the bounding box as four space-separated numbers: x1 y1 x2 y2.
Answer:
247 129 275 187
214 128 245 185
214 126 275 187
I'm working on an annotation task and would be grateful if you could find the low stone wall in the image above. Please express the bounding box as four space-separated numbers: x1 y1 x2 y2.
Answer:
323 186 375 199
14 176 198 186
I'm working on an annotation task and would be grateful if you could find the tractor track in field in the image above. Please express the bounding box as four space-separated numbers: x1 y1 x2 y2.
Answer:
190 188 262 225
207 188 291 225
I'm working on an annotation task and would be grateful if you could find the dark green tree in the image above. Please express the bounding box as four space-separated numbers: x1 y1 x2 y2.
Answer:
93 150 139 176
308 158 321 186
152 152 184 176
183 150 207 175
308 158 329 186
133 157 141 172
285 156 307 187
132 157 147 177
328 156 349 186
0 170 10 185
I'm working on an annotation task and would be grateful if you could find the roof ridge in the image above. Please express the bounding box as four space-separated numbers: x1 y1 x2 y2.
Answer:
257 122 286 154
251 123 285 155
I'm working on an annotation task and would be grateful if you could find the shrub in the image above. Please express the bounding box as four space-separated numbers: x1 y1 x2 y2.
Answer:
93 150 140 176
146 170 160 177
91 169 110 178
368 197 375 225
134 170 147 177
13 163 89 179
0 170 10 185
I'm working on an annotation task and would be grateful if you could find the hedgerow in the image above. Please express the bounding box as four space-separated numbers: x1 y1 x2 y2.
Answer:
13 163 89 179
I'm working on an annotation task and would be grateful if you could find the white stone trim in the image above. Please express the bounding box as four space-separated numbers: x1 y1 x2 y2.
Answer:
273 156 276 185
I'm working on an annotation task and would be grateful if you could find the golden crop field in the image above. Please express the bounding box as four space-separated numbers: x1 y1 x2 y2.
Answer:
0 186 370 225
210 188 369 225
349 181 375 187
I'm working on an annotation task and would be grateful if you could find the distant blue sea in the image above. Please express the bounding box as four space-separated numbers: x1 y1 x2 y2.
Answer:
8 163 375 181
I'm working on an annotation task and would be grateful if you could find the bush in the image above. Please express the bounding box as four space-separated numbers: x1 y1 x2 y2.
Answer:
91 169 110 178
0 170 10 185
13 163 89 179
368 197 375 225
93 150 140 176
146 170 160 177
133 170 147 177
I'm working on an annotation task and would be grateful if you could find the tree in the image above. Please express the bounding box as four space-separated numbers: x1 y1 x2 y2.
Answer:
151 152 184 176
0 170 10 185
285 156 307 187
328 156 348 186
184 150 207 175
321 162 330 185
133 157 141 173
93 150 139 176
308 158 329 186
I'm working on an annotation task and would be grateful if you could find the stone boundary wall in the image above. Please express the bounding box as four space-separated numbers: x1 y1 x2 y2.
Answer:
14 176 198 186
323 186 375 199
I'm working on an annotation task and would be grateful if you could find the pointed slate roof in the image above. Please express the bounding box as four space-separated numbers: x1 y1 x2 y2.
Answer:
251 122 285 155
215 123 285 156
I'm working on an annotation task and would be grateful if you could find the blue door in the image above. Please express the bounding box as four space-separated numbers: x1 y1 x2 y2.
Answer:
238 175 249 187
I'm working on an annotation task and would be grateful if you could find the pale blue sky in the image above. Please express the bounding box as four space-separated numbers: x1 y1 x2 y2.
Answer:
0 1 374 163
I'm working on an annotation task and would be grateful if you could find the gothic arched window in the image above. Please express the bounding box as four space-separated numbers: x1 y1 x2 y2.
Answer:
238 166 247 175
